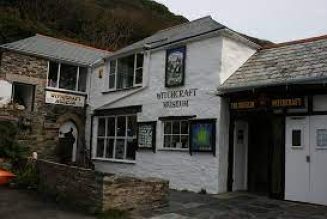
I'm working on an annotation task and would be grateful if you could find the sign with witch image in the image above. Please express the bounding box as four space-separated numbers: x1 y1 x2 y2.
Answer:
165 46 186 87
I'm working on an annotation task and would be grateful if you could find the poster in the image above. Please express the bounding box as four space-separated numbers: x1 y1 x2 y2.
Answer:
191 122 214 151
138 123 154 148
165 47 186 87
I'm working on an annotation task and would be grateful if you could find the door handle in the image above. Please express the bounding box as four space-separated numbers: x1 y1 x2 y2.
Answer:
306 155 310 163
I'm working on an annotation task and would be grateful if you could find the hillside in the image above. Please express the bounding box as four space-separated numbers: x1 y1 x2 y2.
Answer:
0 0 188 50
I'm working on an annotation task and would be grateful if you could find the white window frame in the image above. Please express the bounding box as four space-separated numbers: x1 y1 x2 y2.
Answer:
163 120 189 150
108 53 144 91
108 60 117 90
47 61 87 93
96 114 137 161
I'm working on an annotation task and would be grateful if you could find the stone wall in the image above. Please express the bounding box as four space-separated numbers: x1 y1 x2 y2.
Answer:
0 51 86 160
36 159 169 212
37 159 103 212
102 175 169 211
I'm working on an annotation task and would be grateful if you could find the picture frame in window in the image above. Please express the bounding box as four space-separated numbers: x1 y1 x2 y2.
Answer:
189 119 216 156
137 122 156 153
165 46 186 87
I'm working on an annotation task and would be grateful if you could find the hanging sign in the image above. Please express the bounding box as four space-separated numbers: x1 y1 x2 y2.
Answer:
45 91 85 107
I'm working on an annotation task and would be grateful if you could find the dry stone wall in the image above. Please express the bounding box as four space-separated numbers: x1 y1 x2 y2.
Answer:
36 159 169 213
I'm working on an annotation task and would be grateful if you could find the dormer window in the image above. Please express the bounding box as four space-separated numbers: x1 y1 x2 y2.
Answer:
47 61 87 92
108 53 144 90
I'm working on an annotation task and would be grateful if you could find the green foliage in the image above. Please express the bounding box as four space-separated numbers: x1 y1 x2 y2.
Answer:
0 0 188 50
0 121 29 161
13 160 39 189
97 209 129 219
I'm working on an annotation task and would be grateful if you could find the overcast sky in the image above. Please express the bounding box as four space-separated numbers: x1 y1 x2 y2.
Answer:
156 0 327 43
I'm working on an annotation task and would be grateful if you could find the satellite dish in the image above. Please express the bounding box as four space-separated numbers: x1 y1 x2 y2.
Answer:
0 80 12 106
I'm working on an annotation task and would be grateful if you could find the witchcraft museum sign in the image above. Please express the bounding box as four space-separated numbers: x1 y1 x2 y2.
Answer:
157 88 198 109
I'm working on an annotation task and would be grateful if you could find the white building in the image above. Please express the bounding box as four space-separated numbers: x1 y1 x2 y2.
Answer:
86 16 327 206
86 16 260 194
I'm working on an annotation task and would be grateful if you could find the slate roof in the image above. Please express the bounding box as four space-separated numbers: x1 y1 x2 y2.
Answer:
108 16 226 58
0 34 111 66
219 36 327 93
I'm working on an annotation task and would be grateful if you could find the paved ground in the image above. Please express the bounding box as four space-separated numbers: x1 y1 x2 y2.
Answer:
139 191 327 219
2 187 327 219
0 187 95 219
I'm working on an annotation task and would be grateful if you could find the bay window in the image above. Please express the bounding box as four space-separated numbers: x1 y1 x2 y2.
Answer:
96 115 137 160
163 120 189 149
47 61 87 92
108 53 144 90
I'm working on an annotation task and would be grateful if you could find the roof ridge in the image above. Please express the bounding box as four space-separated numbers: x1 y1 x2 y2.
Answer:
262 34 327 50
35 34 111 53
155 15 213 34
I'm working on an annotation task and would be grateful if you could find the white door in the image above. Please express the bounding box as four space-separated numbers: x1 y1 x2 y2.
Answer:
233 120 248 191
285 116 327 205
309 116 327 205
59 121 78 162
285 116 310 203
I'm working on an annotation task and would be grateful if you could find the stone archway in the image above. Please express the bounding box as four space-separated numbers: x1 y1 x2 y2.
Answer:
56 113 85 163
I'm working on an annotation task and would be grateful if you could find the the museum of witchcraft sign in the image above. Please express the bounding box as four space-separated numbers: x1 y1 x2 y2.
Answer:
157 88 198 108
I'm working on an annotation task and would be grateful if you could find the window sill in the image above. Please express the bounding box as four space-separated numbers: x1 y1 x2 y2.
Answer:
102 85 142 94
157 148 189 152
45 87 87 96
92 158 136 164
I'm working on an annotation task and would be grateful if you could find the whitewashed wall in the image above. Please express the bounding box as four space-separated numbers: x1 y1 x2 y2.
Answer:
86 34 256 194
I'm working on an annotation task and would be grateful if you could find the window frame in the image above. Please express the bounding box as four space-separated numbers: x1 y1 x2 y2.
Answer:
316 128 327 149
163 120 189 150
96 114 137 161
11 82 36 112
108 53 144 91
47 61 87 93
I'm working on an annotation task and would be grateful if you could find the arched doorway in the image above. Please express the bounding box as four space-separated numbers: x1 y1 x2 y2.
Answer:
59 121 78 162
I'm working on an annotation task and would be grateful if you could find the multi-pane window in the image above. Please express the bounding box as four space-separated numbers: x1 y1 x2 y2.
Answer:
96 115 137 160
163 120 189 149
317 129 327 147
47 61 87 92
108 53 144 90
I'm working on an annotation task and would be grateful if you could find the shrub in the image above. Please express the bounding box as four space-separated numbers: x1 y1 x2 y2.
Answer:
0 121 29 161
13 159 39 189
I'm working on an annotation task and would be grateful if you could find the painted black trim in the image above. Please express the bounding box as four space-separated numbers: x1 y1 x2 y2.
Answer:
137 121 157 153
189 119 216 156
165 46 186 87
158 115 196 121
227 116 235 191
94 105 142 116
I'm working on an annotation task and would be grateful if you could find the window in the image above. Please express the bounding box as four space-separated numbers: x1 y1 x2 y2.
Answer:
108 53 144 90
12 82 35 111
96 115 137 160
163 120 189 149
317 129 327 147
292 129 302 147
190 120 216 154
47 61 87 92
